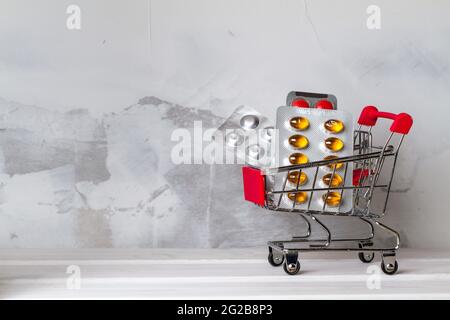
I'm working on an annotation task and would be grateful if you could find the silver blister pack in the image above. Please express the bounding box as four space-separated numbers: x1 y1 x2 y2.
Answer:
286 91 337 110
273 106 353 213
215 105 275 168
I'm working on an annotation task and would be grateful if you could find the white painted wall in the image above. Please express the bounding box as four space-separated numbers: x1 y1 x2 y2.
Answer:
0 0 448 248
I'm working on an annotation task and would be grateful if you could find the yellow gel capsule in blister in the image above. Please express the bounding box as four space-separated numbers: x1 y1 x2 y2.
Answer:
324 119 344 133
289 117 309 131
287 171 308 186
289 153 308 165
322 191 342 207
324 137 344 152
322 173 343 187
324 155 344 170
288 134 309 149
287 192 309 204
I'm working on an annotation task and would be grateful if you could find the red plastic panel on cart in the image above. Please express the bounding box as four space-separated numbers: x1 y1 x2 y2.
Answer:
353 168 370 186
242 166 266 206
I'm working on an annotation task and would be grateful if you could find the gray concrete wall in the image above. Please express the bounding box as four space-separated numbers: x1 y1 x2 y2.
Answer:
0 0 448 248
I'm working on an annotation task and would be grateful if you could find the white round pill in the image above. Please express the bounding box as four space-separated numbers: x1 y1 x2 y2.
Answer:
240 114 260 130
225 130 244 147
262 126 274 141
246 144 265 160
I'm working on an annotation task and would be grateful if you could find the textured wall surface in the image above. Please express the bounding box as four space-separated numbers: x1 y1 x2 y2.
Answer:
0 0 449 248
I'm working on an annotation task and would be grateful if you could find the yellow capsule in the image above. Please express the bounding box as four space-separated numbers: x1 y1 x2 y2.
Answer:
324 119 344 133
324 155 344 170
288 134 309 149
287 171 308 186
289 153 309 165
290 117 309 131
322 173 343 187
324 137 344 152
287 192 308 204
322 192 342 207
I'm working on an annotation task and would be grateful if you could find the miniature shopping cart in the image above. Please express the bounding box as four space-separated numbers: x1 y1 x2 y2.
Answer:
242 106 413 275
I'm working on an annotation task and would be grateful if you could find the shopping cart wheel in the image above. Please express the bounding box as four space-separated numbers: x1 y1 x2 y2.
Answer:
283 261 301 275
381 251 398 275
381 260 398 275
358 252 375 263
268 248 284 267
283 252 300 275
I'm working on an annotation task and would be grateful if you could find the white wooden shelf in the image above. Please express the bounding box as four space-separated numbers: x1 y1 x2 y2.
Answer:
1 248 449 299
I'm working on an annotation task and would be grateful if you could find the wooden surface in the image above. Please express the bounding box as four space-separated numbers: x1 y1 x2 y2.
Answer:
1 248 449 299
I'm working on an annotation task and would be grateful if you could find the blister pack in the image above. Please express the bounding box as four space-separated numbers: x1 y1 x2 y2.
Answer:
286 91 337 110
273 107 353 213
215 105 274 168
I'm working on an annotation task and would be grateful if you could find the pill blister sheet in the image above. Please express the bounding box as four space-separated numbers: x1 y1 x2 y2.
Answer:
215 105 275 168
273 107 354 213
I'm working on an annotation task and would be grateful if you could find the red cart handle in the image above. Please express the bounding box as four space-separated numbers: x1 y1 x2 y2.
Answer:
357 106 413 134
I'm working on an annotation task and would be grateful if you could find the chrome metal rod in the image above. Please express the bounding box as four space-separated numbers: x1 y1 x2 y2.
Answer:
383 135 405 213
307 166 320 211
269 184 388 194
263 150 395 175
